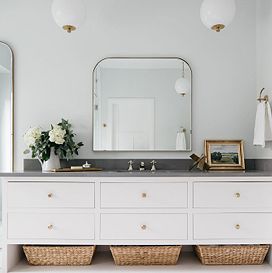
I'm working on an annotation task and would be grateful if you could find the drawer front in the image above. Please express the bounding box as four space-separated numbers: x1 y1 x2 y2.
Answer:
194 182 272 208
8 183 94 208
101 213 187 240
194 213 272 240
101 182 187 208
8 212 95 239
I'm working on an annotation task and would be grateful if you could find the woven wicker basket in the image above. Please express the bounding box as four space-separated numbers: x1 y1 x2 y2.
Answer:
110 246 182 266
23 245 96 266
195 245 269 265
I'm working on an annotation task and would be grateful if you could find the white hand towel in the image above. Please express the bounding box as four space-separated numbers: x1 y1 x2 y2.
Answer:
265 102 272 141
253 102 266 147
253 101 272 147
176 131 186 150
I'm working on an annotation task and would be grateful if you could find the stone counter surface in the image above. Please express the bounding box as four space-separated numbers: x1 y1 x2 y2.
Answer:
0 170 272 177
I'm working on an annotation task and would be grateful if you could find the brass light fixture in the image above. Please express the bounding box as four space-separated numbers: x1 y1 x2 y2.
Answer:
200 0 236 33
211 24 225 33
52 0 86 33
63 25 76 33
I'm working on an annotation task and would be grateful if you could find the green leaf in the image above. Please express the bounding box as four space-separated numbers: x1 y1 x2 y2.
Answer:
24 119 83 161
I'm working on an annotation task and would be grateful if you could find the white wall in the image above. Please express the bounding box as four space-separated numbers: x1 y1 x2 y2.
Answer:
256 0 272 158
0 0 258 170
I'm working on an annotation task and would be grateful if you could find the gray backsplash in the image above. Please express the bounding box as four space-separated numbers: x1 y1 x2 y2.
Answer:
24 159 192 171
23 158 267 172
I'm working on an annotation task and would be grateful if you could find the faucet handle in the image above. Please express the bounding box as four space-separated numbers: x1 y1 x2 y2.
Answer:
150 160 157 172
128 160 134 171
139 161 145 171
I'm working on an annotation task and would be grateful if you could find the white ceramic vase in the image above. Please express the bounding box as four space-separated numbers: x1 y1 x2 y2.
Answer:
39 147 60 172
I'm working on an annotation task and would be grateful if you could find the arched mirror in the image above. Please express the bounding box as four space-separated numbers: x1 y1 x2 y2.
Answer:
0 42 14 171
93 57 192 151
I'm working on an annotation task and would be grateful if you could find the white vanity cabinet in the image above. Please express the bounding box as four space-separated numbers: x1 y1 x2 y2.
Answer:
7 182 95 208
193 182 272 208
8 212 95 240
100 213 188 240
100 182 188 208
2 175 272 273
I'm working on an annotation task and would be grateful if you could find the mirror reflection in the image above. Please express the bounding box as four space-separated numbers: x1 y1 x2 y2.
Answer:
93 58 192 151
0 42 13 171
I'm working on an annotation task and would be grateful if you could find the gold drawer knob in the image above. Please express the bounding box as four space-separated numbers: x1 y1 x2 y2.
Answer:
48 224 53 230
235 192 241 198
142 193 147 198
235 224 240 230
141 224 147 230
48 193 53 198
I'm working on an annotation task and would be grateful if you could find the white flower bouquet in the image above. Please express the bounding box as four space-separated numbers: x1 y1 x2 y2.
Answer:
24 119 83 163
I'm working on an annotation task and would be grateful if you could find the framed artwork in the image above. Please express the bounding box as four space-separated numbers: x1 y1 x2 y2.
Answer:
205 140 245 171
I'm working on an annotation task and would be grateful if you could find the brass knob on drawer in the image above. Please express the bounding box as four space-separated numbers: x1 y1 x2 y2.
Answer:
235 224 240 230
142 193 147 198
48 193 53 198
235 192 241 198
141 224 147 230
48 224 53 230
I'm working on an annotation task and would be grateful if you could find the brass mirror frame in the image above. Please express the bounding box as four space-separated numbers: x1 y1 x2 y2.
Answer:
0 41 14 171
92 57 192 152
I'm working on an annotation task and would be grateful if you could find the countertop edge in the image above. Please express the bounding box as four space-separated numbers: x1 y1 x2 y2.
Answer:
0 171 272 178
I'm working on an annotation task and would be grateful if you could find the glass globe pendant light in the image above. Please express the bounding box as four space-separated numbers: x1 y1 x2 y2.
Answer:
200 0 236 32
52 0 86 33
175 62 190 96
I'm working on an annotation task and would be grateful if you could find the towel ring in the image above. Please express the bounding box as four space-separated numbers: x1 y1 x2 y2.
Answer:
257 88 269 103
178 127 186 133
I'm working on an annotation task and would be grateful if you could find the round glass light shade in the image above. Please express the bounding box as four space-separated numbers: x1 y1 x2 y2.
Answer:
175 77 190 96
200 0 236 32
52 0 86 33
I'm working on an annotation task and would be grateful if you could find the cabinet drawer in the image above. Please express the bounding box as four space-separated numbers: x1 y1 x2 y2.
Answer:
101 182 187 208
101 213 187 240
194 182 272 208
8 183 94 208
194 213 272 240
8 212 94 239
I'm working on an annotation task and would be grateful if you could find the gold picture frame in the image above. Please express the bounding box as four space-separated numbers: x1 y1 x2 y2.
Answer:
205 140 245 171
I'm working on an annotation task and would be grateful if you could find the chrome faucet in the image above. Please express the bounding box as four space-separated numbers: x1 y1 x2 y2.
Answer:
128 160 134 171
139 162 145 171
150 160 157 172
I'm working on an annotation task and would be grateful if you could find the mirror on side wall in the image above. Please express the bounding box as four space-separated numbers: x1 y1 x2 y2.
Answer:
92 57 192 152
0 42 14 171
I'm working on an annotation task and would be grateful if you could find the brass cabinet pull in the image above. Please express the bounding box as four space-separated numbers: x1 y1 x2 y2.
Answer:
48 193 53 198
141 224 147 230
142 193 147 198
235 224 240 230
48 224 53 230
235 192 241 198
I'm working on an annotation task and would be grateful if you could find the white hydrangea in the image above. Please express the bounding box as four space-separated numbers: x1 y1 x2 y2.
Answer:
24 127 41 146
49 125 66 145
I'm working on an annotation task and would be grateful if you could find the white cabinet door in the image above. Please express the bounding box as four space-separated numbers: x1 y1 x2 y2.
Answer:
194 213 272 240
101 214 187 240
8 182 94 208
8 212 95 240
194 182 272 208
101 182 187 208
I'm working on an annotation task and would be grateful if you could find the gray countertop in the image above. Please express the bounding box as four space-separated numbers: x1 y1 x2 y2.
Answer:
0 170 272 177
